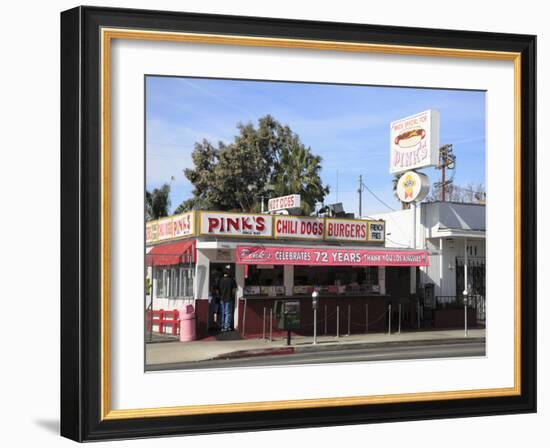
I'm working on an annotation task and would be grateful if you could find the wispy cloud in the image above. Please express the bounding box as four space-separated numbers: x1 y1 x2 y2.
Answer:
146 76 486 215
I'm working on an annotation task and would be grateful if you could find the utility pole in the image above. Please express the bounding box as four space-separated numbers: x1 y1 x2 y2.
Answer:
441 159 446 202
358 174 363 218
435 144 455 202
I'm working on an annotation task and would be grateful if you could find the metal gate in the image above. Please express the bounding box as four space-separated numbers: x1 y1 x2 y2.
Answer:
456 256 485 296
455 256 486 323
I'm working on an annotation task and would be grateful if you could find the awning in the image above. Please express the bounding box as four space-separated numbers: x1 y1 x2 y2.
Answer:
146 239 196 266
236 245 429 267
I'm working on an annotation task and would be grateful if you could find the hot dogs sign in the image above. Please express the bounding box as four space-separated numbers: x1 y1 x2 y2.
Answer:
390 110 440 174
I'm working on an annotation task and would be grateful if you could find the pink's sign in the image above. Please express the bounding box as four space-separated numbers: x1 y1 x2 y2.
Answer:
236 245 429 267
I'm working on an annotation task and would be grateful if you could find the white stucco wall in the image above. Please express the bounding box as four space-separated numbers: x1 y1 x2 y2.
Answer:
373 202 486 297
425 237 486 296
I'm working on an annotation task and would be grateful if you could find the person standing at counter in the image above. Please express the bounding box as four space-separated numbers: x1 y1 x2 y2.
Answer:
217 269 237 332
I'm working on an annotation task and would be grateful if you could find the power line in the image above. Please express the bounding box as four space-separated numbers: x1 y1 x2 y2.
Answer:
385 237 412 248
361 182 396 212
448 184 486 195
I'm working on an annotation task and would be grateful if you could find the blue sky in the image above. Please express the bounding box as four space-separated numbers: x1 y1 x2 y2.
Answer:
146 76 486 217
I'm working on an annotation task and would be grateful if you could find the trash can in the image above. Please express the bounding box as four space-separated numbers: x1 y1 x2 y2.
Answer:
179 304 196 342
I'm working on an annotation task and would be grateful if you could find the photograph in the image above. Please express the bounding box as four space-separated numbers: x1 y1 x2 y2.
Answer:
58 6 536 440
144 76 487 371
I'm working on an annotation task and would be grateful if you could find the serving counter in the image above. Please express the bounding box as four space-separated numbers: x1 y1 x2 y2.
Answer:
237 294 389 336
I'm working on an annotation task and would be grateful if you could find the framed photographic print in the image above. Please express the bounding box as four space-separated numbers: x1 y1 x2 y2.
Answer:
60 6 536 441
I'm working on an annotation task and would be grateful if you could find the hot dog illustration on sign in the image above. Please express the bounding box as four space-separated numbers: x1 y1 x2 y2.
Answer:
394 128 426 148
390 110 440 174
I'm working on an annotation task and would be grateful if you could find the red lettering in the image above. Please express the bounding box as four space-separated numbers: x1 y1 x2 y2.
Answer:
278 219 295 234
242 217 253 230
208 217 220 233
325 221 368 240
256 217 265 232
227 217 240 232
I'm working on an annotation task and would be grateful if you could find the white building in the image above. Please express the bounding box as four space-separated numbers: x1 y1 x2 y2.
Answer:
145 210 431 337
372 201 486 302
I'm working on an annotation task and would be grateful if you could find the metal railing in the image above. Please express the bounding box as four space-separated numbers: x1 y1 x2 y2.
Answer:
435 295 485 323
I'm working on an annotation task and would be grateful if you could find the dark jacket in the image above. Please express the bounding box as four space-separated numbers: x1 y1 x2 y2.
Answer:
217 276 236 302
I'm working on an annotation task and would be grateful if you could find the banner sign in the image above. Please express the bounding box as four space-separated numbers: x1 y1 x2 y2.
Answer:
146 211 195 244
367 221 386 242
274 216 324 240
147 211 385 244
268 194 301 212
236 245 429 267
199 211 273 237
390 109 440 174
173 212 195 238
325 218 369 243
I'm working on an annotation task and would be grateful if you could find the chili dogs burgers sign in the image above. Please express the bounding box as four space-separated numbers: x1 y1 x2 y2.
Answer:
274 216 324 240
147 211 385 243
390 110 440 174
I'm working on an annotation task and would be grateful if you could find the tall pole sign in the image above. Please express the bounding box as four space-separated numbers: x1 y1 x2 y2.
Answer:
390 111 439 298
390 110 440 174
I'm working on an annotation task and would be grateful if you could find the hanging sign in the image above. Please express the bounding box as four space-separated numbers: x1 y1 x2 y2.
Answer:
236 245 429 267
396 171 430 203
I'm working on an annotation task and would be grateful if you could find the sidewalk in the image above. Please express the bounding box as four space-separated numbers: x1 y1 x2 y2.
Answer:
146 328 485 365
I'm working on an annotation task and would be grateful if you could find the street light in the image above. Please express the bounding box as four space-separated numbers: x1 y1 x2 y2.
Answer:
463 238 469 337
312 290 319 345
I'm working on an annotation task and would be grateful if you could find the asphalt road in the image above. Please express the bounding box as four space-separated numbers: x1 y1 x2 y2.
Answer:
147 341 485 371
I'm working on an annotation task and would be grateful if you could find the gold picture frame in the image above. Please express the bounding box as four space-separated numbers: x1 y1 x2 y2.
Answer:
61 6 536 441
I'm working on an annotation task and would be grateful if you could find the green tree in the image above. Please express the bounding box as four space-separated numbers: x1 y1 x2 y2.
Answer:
177 115 329 214
176 139 220 212
145 183 171 220
271 138 329 215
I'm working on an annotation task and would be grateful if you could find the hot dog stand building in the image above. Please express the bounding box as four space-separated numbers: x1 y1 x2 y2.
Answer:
145 210 429 338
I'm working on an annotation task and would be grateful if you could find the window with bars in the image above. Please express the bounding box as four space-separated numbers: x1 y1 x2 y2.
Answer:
154 265 194 298
178 267 194 298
